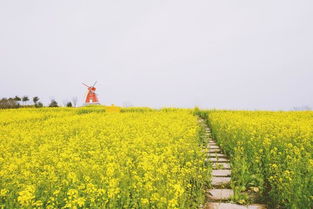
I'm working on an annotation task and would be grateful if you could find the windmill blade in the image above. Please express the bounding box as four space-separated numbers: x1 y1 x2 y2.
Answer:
84 89 89 102
92 81 97 87
82 83 90 88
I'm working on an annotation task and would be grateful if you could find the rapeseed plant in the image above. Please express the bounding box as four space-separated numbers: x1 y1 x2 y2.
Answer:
205 110 313 209
0 108 209 208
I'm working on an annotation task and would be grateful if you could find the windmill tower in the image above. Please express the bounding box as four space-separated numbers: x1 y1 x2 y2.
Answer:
82 81 100 105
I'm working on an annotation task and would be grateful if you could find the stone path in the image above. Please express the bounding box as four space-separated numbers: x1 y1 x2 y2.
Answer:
199 119 266 209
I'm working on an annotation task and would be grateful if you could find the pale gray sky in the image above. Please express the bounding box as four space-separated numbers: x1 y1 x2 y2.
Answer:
0 0 312 110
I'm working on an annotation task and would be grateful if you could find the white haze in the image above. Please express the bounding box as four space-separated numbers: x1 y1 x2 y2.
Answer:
0 0 312 110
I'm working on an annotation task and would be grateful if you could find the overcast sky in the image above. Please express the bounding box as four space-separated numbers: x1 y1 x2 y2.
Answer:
0 0 312 110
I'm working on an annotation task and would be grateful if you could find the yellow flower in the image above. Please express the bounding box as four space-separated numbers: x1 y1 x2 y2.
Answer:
0 189 8 197
0 108 208 208
17 186 35 206
141 198 149 205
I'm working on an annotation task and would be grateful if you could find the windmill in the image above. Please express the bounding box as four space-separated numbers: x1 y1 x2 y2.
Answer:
82 81 100 105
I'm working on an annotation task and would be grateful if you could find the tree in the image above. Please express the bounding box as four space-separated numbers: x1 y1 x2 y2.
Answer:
33 96 39 105
14 96 21 102
22 96 29 106
0 98 19 109
66 102 73 107
36 102 44 108
48 99 58 107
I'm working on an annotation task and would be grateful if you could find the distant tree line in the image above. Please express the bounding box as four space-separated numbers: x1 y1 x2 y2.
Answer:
293 106 311 111
0 98 20 109
0 96 43 109
0 96 77 109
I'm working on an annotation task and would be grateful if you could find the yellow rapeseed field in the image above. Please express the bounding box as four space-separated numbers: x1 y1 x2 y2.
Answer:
206 111 313 208
0 108 209 208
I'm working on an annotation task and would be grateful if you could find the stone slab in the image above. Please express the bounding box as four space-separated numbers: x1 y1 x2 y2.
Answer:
209 149 221 153
205 203 267 209
209 158 229 163
212 163 231 169
208 146 218 149
209 153 227 158
212 170 231 177
211 177 231 186
208 145 218 149
208 189 234 200
210 145 220 149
